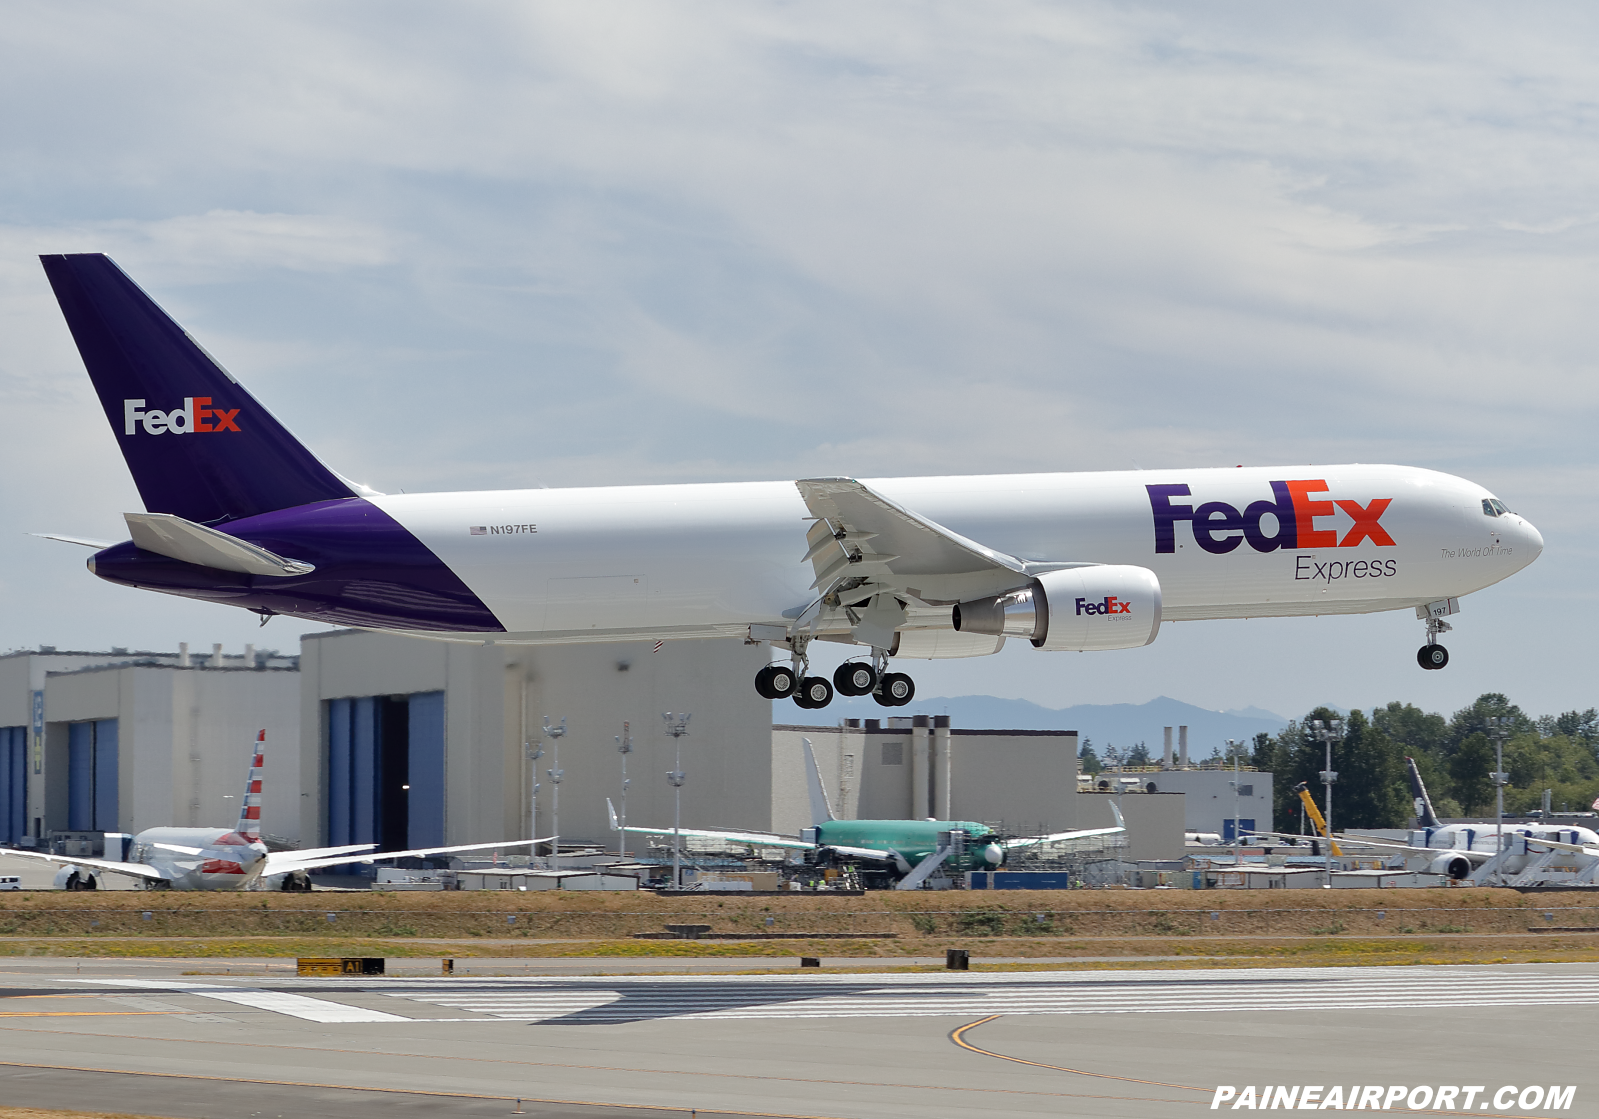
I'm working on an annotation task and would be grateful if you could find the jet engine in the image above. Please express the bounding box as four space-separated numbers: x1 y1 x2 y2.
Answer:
952 565 1161 651
1428 853 1473 880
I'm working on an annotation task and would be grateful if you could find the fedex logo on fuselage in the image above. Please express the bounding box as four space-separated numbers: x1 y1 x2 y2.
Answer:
123 398 240 436
1146 480 1394 555
1077 596 1131 616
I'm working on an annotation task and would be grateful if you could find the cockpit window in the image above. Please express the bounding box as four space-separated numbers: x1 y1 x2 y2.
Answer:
1493 498 1511 515
1483 498 1512 517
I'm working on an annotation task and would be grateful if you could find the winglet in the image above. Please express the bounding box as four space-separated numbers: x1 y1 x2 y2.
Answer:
1110 801 1125 830
802 738 835 825
607 797 619 831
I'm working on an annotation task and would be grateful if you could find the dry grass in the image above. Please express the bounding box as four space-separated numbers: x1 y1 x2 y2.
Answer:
1 888 1596 966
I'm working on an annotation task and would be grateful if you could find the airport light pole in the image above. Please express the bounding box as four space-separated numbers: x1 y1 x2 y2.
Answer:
615 723 633 859
1311 719 1344 888
525 738 544 866
662 712 691 888
542 717 566 871
1486 716 1512 853
1226 739 1241 866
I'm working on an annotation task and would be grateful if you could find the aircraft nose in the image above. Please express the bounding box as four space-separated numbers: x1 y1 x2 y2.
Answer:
1514 514 1544 558
983 843 1004 866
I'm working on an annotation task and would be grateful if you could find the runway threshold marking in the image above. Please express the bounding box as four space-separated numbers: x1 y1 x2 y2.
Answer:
0 1061 850 1119
947 1016 1555 1119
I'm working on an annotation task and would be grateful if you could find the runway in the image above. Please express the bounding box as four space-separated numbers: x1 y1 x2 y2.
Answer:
2 959 1592 1117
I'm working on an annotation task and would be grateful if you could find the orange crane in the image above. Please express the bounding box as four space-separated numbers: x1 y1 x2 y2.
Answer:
1292 781 1343 857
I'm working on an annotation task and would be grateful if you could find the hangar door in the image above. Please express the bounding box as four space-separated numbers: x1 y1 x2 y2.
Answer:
67 720 118 832
326 692 445 852
0 726 26 844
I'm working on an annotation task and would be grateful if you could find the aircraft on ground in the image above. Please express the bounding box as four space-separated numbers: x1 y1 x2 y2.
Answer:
36 254 1543 709
1296 758 1599 881
608 739 1124 889
0 731 544 891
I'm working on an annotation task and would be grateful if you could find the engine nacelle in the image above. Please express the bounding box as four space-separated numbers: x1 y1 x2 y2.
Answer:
889 629 1006 659
1428 853 1473 880
952 565 1161 652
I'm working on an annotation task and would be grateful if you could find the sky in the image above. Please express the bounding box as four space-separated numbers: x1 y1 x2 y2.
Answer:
2 3 1596 722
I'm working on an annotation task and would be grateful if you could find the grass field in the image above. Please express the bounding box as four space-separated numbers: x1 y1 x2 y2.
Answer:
1 888 1597 969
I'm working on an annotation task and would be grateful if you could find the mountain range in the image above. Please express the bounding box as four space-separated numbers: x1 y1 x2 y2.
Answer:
781 694 1290 758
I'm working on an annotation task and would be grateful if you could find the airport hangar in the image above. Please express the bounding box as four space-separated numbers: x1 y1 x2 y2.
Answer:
0 633 1201 865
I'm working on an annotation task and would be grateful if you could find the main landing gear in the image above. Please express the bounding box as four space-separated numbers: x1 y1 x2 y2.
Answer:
752 645 916 709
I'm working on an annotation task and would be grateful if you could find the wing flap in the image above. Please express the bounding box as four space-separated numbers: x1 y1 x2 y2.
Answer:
796 476 1023 594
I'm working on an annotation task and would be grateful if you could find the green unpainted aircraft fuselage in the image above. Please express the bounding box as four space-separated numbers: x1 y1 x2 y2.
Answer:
813 819 1001 872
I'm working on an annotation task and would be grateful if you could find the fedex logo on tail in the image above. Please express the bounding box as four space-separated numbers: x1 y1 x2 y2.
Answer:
1077 596 1132 616
124 398 240 436
1147 480 1394 555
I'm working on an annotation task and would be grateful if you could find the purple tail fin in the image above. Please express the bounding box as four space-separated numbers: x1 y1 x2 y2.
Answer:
40 254 354 524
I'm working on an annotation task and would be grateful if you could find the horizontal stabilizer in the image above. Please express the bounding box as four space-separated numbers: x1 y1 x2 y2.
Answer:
30 533 115 549
125 511 314 577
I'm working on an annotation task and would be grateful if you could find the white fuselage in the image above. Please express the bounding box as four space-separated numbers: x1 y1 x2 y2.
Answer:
1414 823 1599 854
132 826 268 890
371 464 1541 643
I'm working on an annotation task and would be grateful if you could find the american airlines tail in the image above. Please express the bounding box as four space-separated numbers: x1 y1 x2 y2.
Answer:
40 253 356 525
235 729 266 842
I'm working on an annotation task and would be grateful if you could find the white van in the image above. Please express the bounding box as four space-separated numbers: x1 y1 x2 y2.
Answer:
0 875 20 891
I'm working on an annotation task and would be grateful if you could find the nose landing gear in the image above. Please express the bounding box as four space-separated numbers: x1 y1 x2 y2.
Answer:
1415 599 1457 670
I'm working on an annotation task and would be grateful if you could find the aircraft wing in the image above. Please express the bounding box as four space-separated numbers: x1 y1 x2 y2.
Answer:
1510 835 1599 857
264 838 549 875
617 824 813 851
1319 832 1493 863
795 478 1045 605
0 847 168 881
822 844 902 863
1000 825 1124 851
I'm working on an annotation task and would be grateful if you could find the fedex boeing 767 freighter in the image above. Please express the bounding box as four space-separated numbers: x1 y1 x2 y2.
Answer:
37 254 1543 709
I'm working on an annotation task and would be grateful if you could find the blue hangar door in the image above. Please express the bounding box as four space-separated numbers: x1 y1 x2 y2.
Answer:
66 720 118 832
326 693 445 852
0 726 26 844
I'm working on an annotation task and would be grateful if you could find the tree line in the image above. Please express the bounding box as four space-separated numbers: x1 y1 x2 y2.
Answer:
1078 695 1599 830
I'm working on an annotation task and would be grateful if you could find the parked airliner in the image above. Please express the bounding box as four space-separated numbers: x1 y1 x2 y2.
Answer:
37 254 1543 709
610 740 1124 889
0 731 542 890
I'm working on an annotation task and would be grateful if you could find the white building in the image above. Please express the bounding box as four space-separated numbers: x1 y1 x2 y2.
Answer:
1085 766 1272 840
297 629 773 852
0 645 299 847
